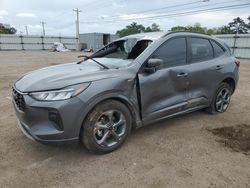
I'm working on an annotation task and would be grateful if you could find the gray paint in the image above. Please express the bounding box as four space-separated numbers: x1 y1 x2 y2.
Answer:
13 32 239 143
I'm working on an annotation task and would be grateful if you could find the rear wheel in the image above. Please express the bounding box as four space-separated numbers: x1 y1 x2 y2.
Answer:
206 82 232 114
81 100 132 154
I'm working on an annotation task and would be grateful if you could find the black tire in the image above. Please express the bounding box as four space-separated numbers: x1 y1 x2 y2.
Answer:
206 82 232 114
81 100 132 154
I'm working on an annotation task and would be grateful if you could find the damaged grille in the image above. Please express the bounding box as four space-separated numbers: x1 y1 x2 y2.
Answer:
12 88 26 112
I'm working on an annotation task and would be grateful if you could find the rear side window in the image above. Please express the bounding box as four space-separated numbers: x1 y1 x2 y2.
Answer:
211 40 225 57
152 37 186 67
188 37 213 63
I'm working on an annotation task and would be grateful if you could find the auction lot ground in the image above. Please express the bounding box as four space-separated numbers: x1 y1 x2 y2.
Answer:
0 51 249 188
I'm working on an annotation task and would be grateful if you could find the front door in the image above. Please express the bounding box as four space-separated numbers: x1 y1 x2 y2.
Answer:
138 37 190 123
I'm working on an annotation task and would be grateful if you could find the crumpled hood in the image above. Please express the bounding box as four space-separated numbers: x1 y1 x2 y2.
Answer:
15 61 120 92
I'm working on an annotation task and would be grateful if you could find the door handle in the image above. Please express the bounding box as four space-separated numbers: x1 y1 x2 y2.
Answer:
177 72 188 77
215 65 223 70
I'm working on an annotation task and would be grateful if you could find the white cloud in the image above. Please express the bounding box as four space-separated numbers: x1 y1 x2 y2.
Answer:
112 1 126 8
0 16 3 20
27 24 42 29
0 10 8 16
16 13 37 18
99 15 109 19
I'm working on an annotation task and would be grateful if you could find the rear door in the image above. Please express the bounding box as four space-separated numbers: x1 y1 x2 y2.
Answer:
186 37 226 106
138 37 190 123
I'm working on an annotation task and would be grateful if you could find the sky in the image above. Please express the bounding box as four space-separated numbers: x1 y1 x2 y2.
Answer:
0 0 249 36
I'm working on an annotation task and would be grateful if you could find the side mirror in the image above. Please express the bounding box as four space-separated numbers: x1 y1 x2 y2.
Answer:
144 58 163 73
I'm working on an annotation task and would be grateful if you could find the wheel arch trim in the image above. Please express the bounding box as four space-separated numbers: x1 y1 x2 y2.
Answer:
75 92 141 137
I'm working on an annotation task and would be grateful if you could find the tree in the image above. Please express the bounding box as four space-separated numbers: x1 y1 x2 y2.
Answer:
186 23 207 33
219 26 234 34
170 26 187 32
170 22 235 35
151 23 160 31
248 16 250 29
228 17 249 34
170 23 206 33
207 26 234 35
0 23 17 34
116 22 160 37
145 23 160 32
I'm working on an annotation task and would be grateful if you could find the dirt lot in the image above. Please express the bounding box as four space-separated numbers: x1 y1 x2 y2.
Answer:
0 51 250 188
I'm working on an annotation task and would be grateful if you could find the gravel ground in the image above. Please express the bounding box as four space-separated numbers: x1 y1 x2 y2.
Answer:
0 51 249 188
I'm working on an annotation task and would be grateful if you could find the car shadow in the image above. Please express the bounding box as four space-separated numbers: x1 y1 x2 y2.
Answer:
25 110 207 158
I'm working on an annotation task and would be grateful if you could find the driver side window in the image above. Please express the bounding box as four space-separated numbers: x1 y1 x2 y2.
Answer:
152 37 187 67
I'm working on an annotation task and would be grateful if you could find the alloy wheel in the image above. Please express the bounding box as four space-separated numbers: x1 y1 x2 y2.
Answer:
93 110 126 148
215 88 231 113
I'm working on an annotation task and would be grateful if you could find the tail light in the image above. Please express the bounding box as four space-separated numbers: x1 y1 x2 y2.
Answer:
235 59 240 67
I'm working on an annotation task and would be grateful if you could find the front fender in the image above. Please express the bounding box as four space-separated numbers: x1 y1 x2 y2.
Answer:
74 90 141 137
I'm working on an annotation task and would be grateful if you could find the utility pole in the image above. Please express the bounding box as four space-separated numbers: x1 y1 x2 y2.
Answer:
25 25 28 35
40 21 46 36
73 8 81 43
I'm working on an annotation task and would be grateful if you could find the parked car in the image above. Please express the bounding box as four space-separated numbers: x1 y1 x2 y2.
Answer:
12 32 239 153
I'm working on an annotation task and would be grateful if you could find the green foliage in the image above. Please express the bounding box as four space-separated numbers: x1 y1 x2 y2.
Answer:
116 22 160 37
228 17 249 34
0 24 17 34
170 16 250 35
170 22 207 33
170 26 187 32
207 26 234 35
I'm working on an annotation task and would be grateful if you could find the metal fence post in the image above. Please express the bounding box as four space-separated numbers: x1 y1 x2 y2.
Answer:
41 36 45 50
20 35 24 50
232 35 239 55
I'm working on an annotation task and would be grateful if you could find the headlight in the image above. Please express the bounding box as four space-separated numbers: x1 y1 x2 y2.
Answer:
29 83 90 101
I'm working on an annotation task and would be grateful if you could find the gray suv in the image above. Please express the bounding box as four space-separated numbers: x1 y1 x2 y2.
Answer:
13 32 239 153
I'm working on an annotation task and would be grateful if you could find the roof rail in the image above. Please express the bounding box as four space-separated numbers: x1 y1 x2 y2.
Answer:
161 31 211 38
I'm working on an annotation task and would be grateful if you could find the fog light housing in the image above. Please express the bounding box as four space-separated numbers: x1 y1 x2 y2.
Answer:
48 110 63 131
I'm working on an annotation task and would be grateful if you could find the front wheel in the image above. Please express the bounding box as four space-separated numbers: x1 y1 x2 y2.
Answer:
206 82 232 114
81 100 132 154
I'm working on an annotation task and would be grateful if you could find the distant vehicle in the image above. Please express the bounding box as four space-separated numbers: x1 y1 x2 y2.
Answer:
12 32 239 153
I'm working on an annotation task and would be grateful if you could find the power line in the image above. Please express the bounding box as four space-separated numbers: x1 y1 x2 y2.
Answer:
80 3 250 24
46 0 246 30
129 0 246 16
108 0 207 18
129 3 250 21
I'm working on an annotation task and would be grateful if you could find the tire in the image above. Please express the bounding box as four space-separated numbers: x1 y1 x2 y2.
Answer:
81 100 132 154
206 82 232 114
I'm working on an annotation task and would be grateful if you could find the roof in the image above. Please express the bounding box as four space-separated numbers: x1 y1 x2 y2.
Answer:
119 32 167 41
118 31 216 41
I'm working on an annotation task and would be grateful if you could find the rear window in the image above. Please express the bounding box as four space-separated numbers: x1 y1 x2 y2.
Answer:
211 40 225 57
188 37 213 63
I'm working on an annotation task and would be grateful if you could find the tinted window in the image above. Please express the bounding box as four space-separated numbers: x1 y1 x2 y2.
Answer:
188 37 213 63
152 37 186 67
211 40 225 57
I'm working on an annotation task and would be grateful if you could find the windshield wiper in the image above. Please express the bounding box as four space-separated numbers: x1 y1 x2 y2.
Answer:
77 55 109 69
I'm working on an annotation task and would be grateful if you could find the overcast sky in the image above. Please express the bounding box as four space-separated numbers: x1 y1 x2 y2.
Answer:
0 0 249 36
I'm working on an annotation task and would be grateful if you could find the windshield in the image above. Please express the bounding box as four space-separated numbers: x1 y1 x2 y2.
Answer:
92 38 152 60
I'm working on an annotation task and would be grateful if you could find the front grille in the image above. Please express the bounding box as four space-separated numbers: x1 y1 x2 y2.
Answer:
12 88 26 112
